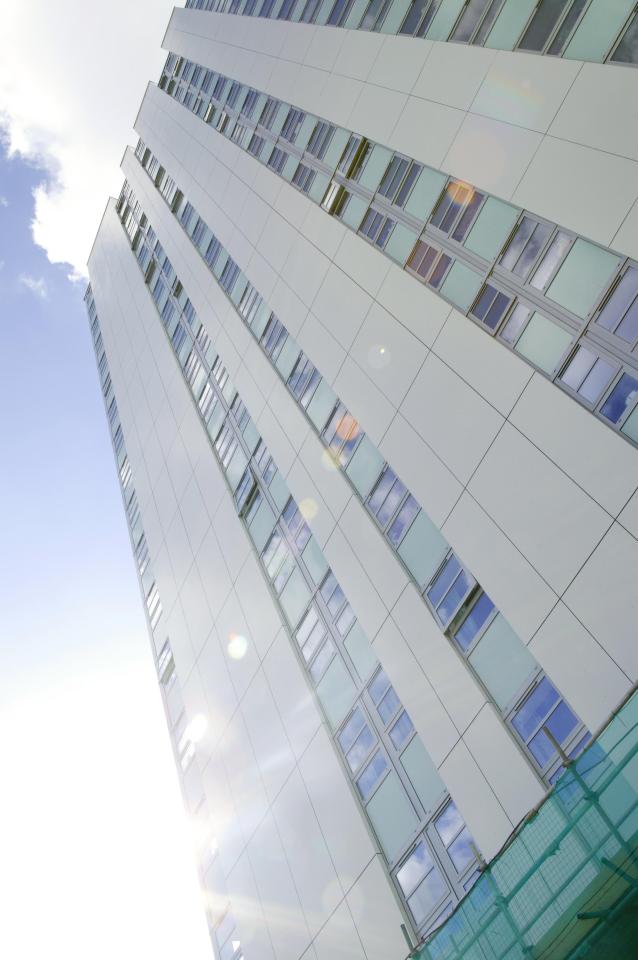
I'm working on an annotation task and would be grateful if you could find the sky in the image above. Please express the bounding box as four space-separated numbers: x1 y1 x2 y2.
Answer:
0 2 214 958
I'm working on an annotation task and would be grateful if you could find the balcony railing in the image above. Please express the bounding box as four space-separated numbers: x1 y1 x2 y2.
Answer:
413 689 638 960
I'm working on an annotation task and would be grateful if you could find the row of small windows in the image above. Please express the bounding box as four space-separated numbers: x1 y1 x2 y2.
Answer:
128 158 591 790
156 57 638 449
184 0 638 65
115 193 488 937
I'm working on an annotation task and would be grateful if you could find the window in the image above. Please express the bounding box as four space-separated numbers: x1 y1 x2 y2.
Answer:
518 0 583 53
599 372 638 426
288 353 321 407
452 591 495 652
559 346 616 406
430 180 486 242
595 264 638 346
470 283 514 332
327 0 355 26
399 0 441 37
282 498 312 550
433 802 475 874
510 675 585 780
339 707 377 775
499 215 555 280
261 314 288 360
426 553 476 628
359 208 396 249
367 467 419 547
407 240 452 290
322 402 361 466
292 162 316 194
281 107 305 143
235 468 258 516
611 11 638 63
267 146 289 174
396 841 449 929
306 120 335 160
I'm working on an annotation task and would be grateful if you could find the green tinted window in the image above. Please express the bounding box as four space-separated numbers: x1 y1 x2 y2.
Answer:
440 261 484 312
401 738 446 815
346 435 385 498
515 313 572 374
316 657 357 728
427 0 467 40
485 0 537 49
359 145 393 192
279 568 312 628
397 511 449 589
366 771 419 859
302 536 329 586
344 621 379 681
307 379 337 431
468 614 537 710
385 223 419 266
341 194 368 231
546 239 621 319
464 197 520 262
404 167 447 221
565 0 635 61
248 502 276 553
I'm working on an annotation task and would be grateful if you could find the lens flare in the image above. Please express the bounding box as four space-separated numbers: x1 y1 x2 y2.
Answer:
227 633 248 660
299 498 318 520
185 713 208 744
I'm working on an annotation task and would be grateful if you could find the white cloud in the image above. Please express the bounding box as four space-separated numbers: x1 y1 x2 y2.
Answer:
0 196 8 207
0 0 176 278
18 273 48 299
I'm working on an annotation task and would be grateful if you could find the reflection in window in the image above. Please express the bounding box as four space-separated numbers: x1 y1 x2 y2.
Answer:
559 346 616 405
596 265 638 345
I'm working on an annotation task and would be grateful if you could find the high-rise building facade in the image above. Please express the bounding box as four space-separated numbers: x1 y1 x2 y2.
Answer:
86 4 638 958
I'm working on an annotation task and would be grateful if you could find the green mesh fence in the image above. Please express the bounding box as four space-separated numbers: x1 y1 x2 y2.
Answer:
415 691 638 960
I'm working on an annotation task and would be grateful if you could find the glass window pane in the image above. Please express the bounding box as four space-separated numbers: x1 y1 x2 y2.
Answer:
427 555 461 607
377 686 401 724
339 707 366 753
464 196 520 262
346 726 377 772
388 495 419 545
600 373 638 425
408 870 449 925
316 657 357 729
400 738 446 813
519 0 571 52
546 239 622 319
453 592 495 652
560 346 597 391
390 710 415 749
448 827 475 872
611 10 638 63
434 802 464 846
567 0 636 62
398 510 449 589
545 700 579 744
397 842 433 897
578 357 616 404
515 313 572 374
468 614 538 711
366 772 419 859
530 231 571 291
440 261 484 312
357 751 389 799
512 677 559 741
597 266 638 334
500 303 530 345
484 0 537 49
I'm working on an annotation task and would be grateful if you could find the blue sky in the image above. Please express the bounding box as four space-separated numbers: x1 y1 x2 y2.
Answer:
0 140 212 958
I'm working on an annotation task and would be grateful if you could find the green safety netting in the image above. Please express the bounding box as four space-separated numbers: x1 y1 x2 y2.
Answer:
415 691 638 960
